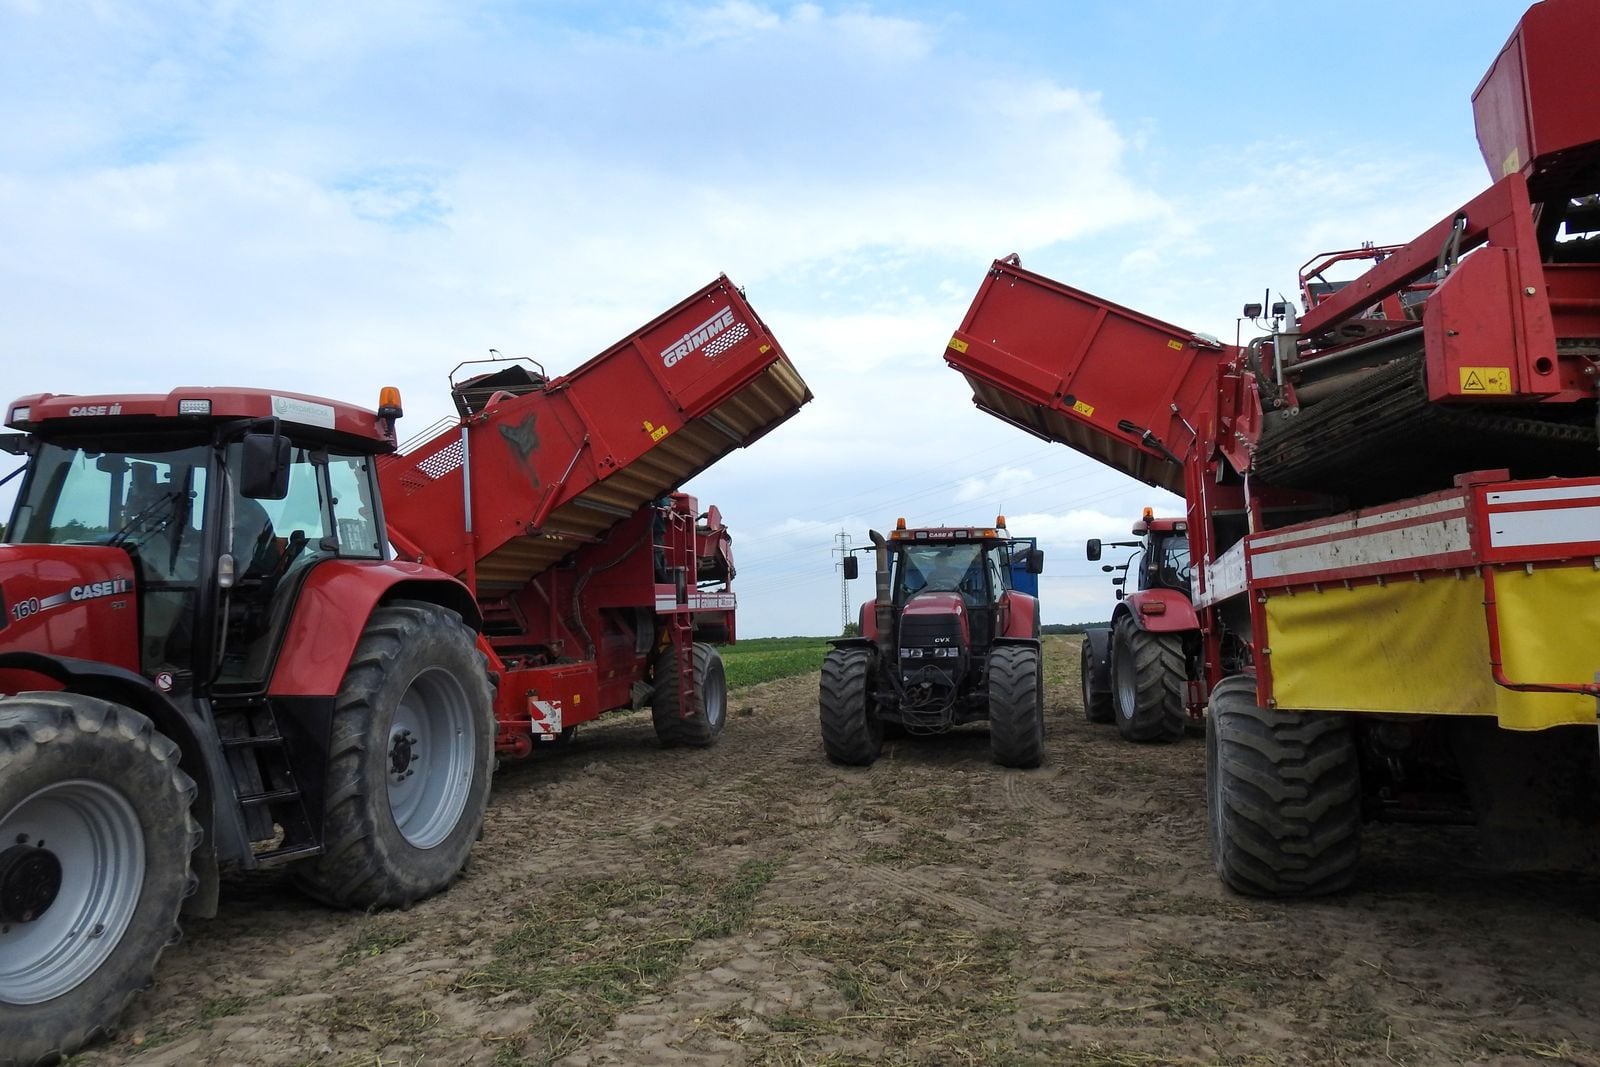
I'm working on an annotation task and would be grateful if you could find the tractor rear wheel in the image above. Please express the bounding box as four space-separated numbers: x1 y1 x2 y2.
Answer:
819 647 882 765
0 693 198 1065
1111 614 1186 743
651 642 727 747
1080 638 1114 724
293 602 494 909
1207 675 1361 897
988 645 1044 768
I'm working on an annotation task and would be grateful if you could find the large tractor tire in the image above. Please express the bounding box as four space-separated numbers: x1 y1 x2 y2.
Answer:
988 644 1045 769
652 642 727 748
293 602 495 909
0 694 199 1065
1110 614 1187 743
819 647 882 766
1080 636 1114 724
1207 675 1361 897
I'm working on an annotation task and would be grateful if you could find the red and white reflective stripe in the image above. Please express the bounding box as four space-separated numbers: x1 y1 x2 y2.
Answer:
529 698 563 735
1483 484 1600 550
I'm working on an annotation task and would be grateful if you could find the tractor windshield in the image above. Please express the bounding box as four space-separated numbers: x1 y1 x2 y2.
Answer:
10 441 212 584
895 543 988 603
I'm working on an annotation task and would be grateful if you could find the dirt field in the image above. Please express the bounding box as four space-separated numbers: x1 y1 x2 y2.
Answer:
79 636 1600 1067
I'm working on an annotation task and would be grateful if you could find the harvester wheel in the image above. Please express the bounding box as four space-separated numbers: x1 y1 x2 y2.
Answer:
988 645 1044 768
1207 675 1360 897
651 643 727 748
0 693 198 1065
293 602 494 909
819 647 881 765
1110 615 1186 743
1080 638 1114 724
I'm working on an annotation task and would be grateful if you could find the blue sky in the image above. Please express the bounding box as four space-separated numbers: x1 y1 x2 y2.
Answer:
0 0 1535 636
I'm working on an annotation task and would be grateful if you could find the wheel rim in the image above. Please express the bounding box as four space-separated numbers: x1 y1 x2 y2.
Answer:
1113 640 1137 719
0 780 144 1005
701 661 727 731
1080 645 1093 711
387 667 477 849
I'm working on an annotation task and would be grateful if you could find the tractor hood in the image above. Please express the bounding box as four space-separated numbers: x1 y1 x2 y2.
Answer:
0 543 141 684
898 592 971 648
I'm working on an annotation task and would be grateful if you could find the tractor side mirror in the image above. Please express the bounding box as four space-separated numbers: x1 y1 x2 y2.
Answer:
1086 538 1102 561
843 556 859 580
1026 549 1044 574
1114 585 1125 601
240 432 291 500
1111 577 1125 587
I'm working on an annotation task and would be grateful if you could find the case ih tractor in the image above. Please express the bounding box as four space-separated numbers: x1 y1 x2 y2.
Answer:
821 519 1045 768
948 0 1600 896
1080 508 1202 742
0 276 809 1062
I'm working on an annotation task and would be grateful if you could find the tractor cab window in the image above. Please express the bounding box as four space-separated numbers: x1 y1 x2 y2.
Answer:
1153 535 1192 592
985 548 1009 600
896 543 987 605
219 443 334 686
9 441 212 673
218 443 386 687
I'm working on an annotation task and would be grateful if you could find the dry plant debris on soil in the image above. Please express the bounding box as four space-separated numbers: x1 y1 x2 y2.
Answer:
76 636 1600 1066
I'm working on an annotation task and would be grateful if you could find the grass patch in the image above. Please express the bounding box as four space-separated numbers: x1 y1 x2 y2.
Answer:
456 859 778 1063
720 636 831 688
199 995 250 1021
744 900 1023 1063
338 923 413 966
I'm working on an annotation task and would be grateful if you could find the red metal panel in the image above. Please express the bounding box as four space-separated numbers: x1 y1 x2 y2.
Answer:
267 560 477 697
0 546 139 682
380 276 810 589
1472 0 1600 185
11 388 393 447
947 258 1229 495
1123 588 1200 634
1472 476 1600 566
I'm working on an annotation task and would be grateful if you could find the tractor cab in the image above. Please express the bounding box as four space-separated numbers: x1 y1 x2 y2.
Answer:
2 388 399 698
1087 507 1191 599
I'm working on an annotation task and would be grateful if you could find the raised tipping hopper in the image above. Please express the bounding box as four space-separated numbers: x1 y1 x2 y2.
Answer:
945 256 1230 495
380 276 811 590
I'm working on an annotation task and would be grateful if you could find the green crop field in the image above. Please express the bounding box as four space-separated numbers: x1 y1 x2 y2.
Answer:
719 636 832 689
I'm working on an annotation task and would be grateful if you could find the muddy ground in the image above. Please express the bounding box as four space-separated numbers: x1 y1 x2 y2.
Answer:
81 635 1600 1066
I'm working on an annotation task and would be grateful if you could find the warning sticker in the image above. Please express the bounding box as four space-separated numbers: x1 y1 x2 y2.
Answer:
643 420 670 442
948 337 970 354
1072 399 1095 417
1458 366 1512 395
1167 340 1184 351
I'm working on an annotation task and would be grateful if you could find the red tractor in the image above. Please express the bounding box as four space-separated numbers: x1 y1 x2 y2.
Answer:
1080 508 1203 742
0 277 809 1061
822 519 1046 768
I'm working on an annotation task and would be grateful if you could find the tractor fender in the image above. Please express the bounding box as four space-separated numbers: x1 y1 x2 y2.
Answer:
1115 588 1200 634
267 560 482 698
0 651 232 917
997 589 1040 640
1082 627 1112 689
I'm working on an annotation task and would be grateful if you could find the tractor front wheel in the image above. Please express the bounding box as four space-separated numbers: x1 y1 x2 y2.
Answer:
651 642 727 748
988 645 1044 768
293 602 495 909
819 647 882 765
1207 675 1361 897
1111 614 1186 743
0 694 198 1064
1080 637 1114 724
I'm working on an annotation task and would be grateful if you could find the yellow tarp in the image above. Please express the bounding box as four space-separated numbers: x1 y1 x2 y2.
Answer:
1265 565 1600 730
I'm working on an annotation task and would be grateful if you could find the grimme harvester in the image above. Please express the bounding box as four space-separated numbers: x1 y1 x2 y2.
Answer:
947 0 1600 896
0 276 809 1062
824 519 1046 768
1081 509 1201 743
